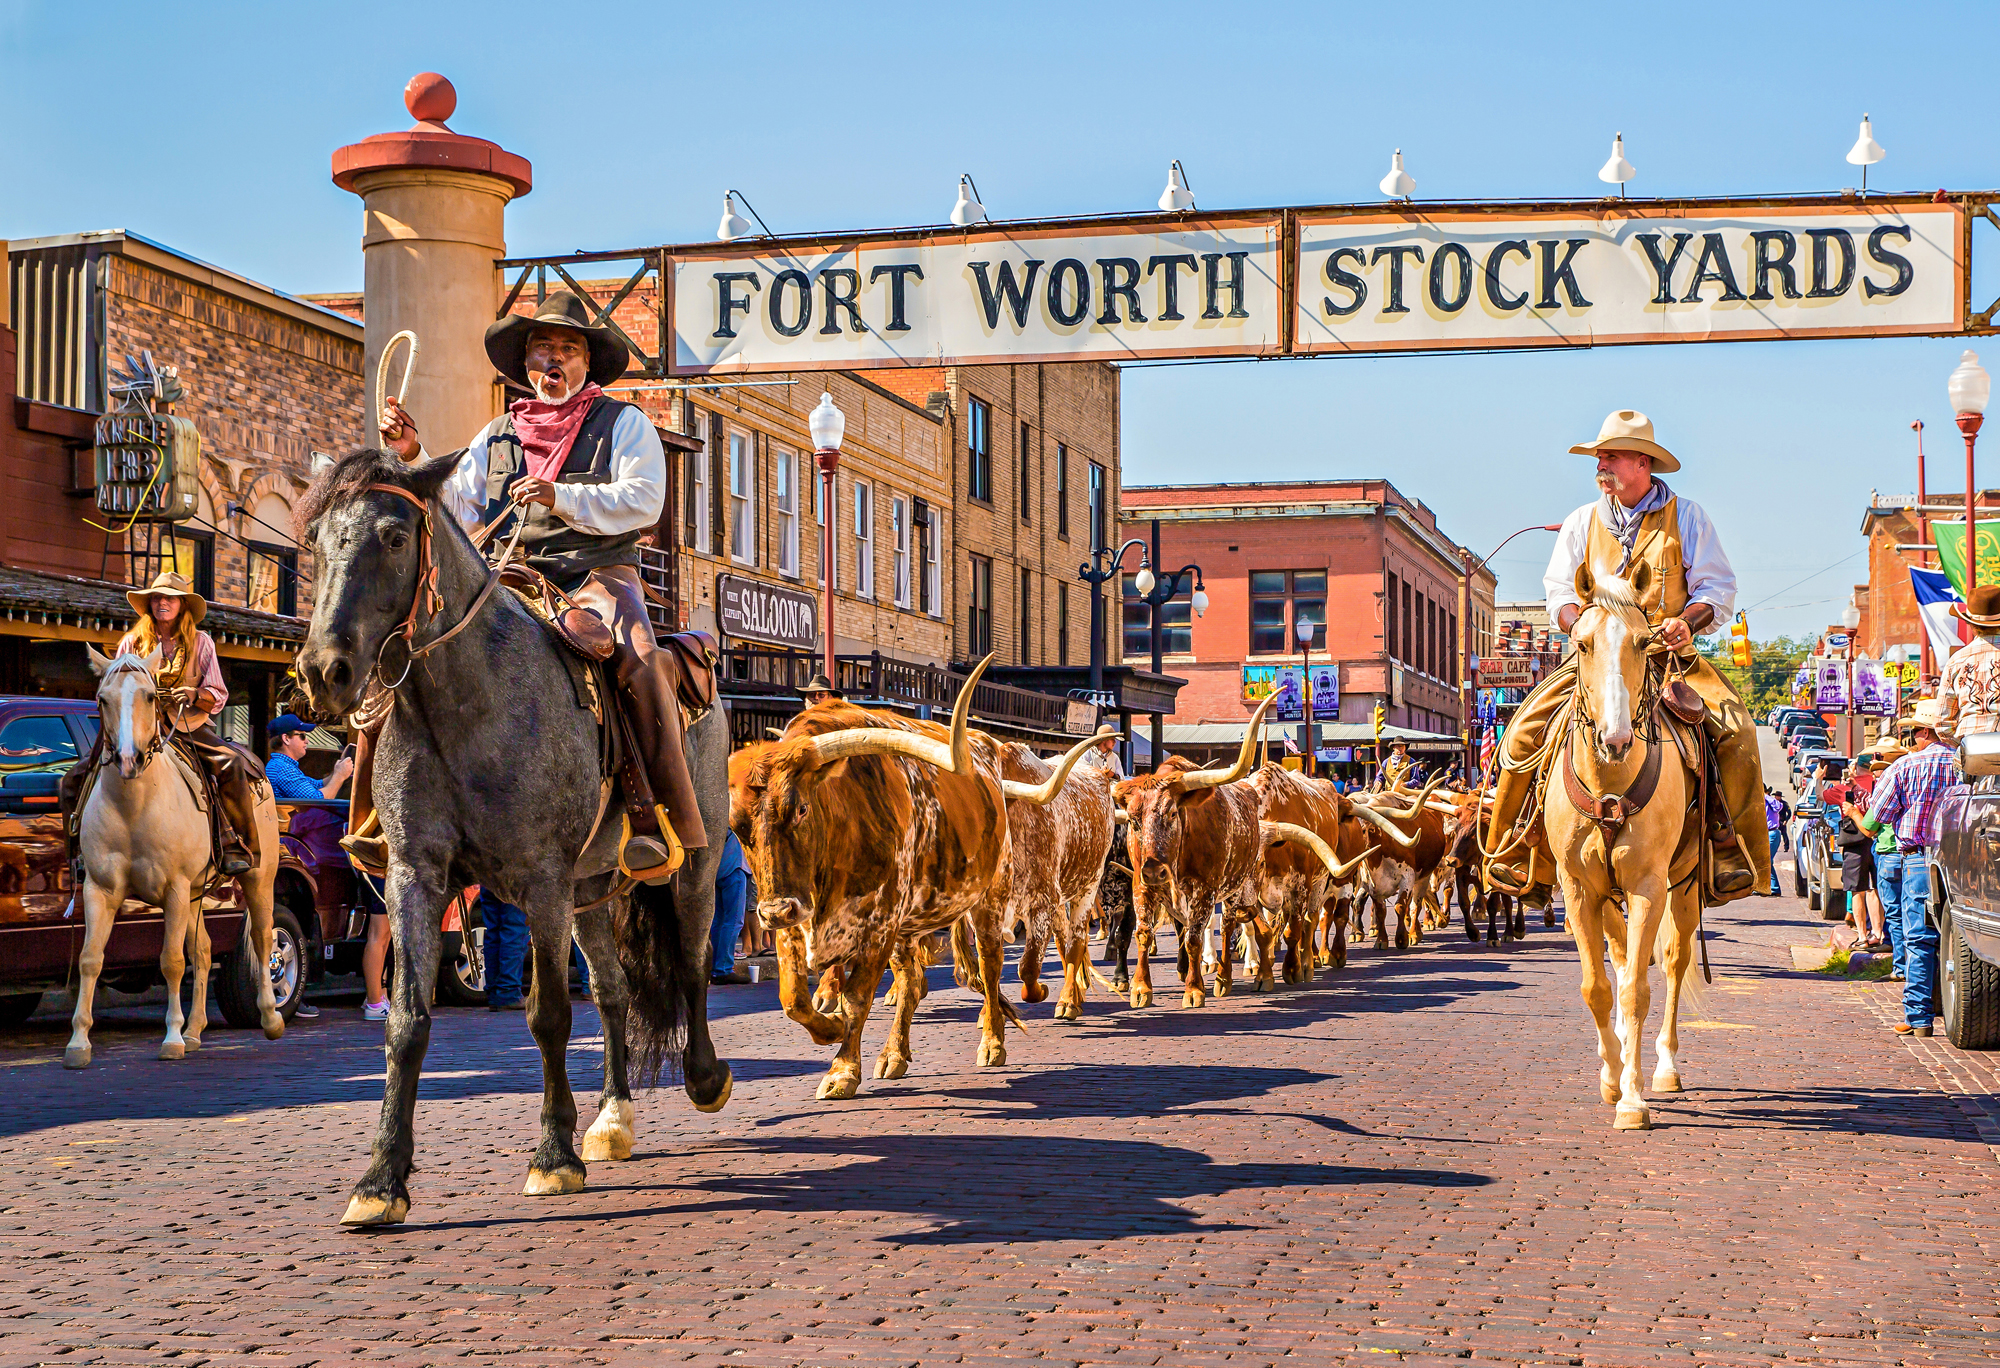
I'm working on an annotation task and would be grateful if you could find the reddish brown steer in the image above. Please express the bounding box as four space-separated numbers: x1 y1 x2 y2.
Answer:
1006 740 1119 1019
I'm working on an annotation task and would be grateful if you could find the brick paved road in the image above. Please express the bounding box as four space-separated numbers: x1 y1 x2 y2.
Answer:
4 775 1997 1364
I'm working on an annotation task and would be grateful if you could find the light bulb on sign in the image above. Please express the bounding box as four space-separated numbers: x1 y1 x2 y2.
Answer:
716 192 751 242
1158 160 1195 212
1597 133 1635 194
950 174 988 226
1379 149 1415 200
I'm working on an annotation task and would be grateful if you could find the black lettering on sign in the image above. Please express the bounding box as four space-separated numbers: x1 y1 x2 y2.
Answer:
1806 229 1855 298
1536 239 1593 309
1484 241 1531 312
1428 242 1473 313
1369 245 1425 314
1322 247 1367 317
1635 232 1693 304
1201 251 1251 319
1097 258 1146 324
969 260 1043 328
1147 254 1198 320
712 272 760 339
819 268 863 335
1748 231 1800 301
1680 233 1745 303
1864 225 1914 299
868 264 925 332
769 270 813 337
1048 259 1091 326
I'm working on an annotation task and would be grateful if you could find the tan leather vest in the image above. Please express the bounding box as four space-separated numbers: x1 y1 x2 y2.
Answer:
1584 497 1688 624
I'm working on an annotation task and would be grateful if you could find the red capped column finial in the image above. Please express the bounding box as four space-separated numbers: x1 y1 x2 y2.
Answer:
331 72 531 197
404 72 456 125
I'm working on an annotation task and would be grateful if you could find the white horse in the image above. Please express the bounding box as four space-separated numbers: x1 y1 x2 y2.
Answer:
65 648 283 1068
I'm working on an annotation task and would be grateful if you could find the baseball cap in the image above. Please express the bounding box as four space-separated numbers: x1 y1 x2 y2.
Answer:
267 713 316 737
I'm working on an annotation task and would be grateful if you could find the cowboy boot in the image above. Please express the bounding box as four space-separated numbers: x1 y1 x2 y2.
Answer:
215 772 259 878
1482 765 1537 894
339 726 389 876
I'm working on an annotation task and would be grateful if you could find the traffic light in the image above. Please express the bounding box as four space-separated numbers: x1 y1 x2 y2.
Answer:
1728 612 1752 669
1372 703 1386 738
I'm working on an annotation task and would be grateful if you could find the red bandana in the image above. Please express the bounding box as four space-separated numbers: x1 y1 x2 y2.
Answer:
508 382 603 483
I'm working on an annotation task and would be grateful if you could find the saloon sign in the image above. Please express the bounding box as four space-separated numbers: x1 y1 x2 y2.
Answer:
659 193 1985 374
718 573 818 651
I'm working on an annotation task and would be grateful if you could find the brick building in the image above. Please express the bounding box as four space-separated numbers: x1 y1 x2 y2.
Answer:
1855 491 2000 664
1116 480 1497 760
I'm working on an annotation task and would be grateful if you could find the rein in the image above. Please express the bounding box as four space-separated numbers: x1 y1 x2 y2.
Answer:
365 483 522 689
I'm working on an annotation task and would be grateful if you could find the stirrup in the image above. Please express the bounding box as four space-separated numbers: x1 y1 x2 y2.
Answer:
341 832 389 879
1485 861 1533 894
619 805 685 885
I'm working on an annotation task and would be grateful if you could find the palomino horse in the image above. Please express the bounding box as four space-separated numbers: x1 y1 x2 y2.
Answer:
1544 563 1704 1130
66 648 284 1068
296 447 732 1227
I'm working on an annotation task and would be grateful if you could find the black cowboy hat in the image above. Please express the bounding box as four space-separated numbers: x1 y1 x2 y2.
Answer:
799 673 840 699
483 290 630 390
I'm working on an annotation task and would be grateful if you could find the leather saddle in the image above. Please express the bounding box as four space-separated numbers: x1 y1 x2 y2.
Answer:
499 563 614 661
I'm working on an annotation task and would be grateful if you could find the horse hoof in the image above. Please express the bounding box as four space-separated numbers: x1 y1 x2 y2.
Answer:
976 1042 1007 1068
1112 976 1129 993
1129 989 1152 1009
158 1040 184 1061
1613 1106 1652 1131
816 1073 860 1100
261 1012 285 1041
874 1054 910 1080
63 1045 91 1070
181 1034 202 1052
581 1101 636 1161
340 1194 409 1227
1653 1071 1683 1094
523 1166 586 1196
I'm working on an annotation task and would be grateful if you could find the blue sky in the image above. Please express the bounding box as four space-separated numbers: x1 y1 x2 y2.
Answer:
5 0 1997 638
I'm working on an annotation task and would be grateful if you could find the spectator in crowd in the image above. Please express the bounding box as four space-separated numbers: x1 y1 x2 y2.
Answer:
264 715 353 801
800 673 840 709
1834 784 1884 947
1776 789 1793 851
354 873 392 1022
1764 786 1784 896
711 831 751 985
475 888 530 1011
1858 702 1956 1036
1853 741 1909 969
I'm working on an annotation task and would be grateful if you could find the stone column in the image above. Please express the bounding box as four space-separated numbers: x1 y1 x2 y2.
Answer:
332 73 532 450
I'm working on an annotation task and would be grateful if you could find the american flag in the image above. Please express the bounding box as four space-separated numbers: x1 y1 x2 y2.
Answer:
1479 730 1496 773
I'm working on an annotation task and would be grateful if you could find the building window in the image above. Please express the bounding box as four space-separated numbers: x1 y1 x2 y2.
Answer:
1125 572 1192 658
922 503 942 617
1056 443 1070 539
853 479 874 599
969 554 993 657
1250 570 1325 654
1019 567 1033 663
728 429 756 564
968 398 992 503
164 531 214 600
773 445 799 577
684 408 710 554
1057 582 1070 664
892 495 911 608
1386 572 1399 660
1089 461 1107 550
247 542 297 617
1448 611 1458 685
1403 581 1413 670
1019 420 1032 524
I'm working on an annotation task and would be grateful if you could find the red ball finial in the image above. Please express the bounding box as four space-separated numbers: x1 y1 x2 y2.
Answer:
404 72 456 124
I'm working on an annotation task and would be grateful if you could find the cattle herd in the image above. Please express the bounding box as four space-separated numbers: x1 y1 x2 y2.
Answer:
729 659 1522 1102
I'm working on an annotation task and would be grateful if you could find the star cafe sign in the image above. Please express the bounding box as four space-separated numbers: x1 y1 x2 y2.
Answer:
665 193 1983 375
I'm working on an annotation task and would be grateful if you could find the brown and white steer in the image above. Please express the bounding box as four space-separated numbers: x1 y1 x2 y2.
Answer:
1006 742 1120 1020
731 659 1104 1098
1246 764 1404 980
1351 777 1452 949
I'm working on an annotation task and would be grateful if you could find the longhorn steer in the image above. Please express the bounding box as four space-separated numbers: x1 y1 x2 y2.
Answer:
731 659 1102 1098
1352 777 1452 949
1007 743 1119 1019
1246 765 1402 979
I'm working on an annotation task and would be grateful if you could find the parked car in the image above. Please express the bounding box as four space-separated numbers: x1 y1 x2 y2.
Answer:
1771 707 1818 732
1926 734 2000 1049
1791 787 1843 914
1779 712 1829 740
1788 728 1831 758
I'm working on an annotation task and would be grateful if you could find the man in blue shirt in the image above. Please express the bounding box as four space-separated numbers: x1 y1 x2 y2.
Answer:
711 832 751 985
266 715 352 801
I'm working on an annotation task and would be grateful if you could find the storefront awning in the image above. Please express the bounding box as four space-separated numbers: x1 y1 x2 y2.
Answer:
0 565 304 663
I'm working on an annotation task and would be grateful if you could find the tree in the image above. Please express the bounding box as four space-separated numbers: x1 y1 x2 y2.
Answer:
1698 633 1816 716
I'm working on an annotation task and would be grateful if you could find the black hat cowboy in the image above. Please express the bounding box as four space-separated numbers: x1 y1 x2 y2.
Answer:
355 291 704 879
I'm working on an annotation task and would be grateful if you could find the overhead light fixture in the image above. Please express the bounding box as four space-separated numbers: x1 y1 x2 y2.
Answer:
1134 564 1157 597
1950 349 1990 418
1597 133 1635 196
950 173 988 226
808 391 848 454
1379 149 1414 201
716 190 774 242
1846 113 1885 194
1158 160 1195 212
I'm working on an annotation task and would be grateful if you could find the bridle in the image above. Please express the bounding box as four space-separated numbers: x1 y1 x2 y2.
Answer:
96 659 170 773
365 483 509 690
1562 603 1668 837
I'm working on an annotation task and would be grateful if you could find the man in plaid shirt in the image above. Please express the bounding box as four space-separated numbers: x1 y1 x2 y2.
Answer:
1859 700 1959 1036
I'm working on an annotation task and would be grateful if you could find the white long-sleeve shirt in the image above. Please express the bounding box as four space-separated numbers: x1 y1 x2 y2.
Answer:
1542 494 1736 625
419 405 667 538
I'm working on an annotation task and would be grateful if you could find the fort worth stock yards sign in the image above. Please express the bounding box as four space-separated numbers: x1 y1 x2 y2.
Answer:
664 194 1991 374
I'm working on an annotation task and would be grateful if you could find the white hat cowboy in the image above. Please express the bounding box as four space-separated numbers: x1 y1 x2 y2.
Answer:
1899 697 1955 740
125 571 207 626
1569 409 1681 474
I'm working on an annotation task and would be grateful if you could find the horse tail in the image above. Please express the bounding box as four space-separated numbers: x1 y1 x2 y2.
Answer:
1657 896 1711 1023
616 878 694 1085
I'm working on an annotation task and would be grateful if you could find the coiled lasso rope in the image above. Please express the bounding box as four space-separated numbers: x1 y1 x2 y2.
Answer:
375 329 420 434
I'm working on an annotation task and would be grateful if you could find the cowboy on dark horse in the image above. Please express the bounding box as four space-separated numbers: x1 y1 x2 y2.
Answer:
352 290 705 876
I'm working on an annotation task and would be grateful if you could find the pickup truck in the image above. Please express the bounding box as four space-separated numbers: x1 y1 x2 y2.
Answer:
1928 732 2000 1048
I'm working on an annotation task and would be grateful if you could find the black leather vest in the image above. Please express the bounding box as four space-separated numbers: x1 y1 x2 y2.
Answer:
480 396 642 589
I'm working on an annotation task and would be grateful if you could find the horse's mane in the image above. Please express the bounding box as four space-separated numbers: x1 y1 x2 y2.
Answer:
1585 575 1642 617
295 446 460 540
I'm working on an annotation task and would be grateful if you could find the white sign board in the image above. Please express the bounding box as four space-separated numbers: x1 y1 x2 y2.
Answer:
669 216 1284 374
1293 203 1961 354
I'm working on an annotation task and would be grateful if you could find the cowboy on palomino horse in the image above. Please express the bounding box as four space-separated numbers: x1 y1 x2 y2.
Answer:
1484 409 1768 905
357 289 705 879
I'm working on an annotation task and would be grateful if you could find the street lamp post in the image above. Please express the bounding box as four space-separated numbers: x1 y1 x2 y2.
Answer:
809 392 847 683
1079 535 1150 699
1841 600 1861 756
1914 419 1934 680
1296 617 1317 777
1459 523 1564 767
1135 518 1207 773
1952 350 1992 601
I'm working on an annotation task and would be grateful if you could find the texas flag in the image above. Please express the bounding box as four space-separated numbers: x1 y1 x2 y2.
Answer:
1911 566 1972 663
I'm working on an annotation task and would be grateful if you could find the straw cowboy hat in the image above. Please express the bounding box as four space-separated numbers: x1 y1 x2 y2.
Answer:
484 289 630 391
1952 583 2000 629
1899 697 1956 739
125 571 206 627
1865 738 1910 766
1570 409 1681 474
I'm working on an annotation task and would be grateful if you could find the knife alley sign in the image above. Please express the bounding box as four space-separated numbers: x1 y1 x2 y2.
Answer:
662 193 1989 375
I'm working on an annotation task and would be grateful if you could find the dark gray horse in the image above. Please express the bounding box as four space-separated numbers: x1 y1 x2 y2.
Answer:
296 448 731 1227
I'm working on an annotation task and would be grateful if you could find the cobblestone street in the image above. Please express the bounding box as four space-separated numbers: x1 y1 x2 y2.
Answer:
3 855 1996 1367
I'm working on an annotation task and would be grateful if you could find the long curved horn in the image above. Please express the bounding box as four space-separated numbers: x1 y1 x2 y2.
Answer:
1350 800 1419 849
798 654 991 774
1003 726 1118 804
1173 692 1276 792
1372 772 1447 820
1113 807 1131 824
1262 822 1379 880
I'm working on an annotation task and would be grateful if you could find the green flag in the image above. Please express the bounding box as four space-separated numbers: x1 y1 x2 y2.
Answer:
1929 520 2000 598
